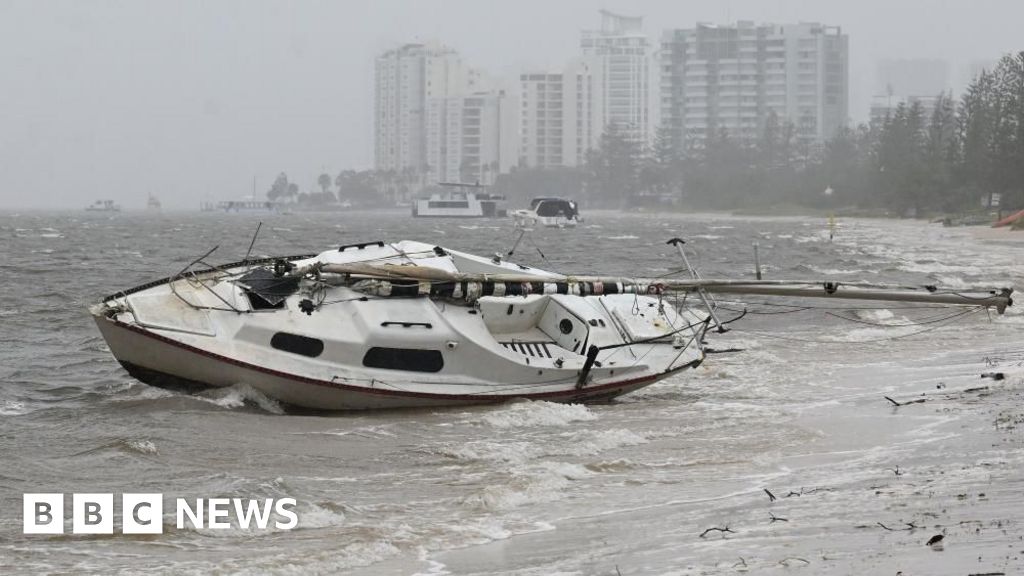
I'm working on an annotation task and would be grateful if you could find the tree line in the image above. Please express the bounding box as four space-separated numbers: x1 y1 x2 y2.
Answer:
264 170 410 209
498 51 1024 216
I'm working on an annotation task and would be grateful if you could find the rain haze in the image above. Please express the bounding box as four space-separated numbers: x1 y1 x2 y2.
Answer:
1 0 1021 210
3 3 1024 575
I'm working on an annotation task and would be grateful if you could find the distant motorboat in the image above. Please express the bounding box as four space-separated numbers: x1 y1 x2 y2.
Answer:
147 194 162 212
216 198 285 214
85 200 121 212
513 198 582 228
412 183 507 218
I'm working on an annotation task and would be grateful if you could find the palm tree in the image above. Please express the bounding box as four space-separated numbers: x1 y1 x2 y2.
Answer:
317 173 332 195
400 166 417 203
489 160 500 184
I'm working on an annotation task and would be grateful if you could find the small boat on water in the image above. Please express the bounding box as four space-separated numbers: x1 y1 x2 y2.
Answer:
216 199 284 214
90 239 1013 411
412 183 507 218
147 194 162 212
513 197 582 228
86 200 121 212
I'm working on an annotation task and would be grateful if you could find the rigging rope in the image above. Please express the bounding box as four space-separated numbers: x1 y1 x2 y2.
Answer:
728 307 985 345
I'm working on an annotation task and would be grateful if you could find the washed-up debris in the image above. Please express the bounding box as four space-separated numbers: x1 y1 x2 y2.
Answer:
699 526 736 538
981 372 1005 380
705 347 744 354
877 521 919 531
763 488 777 502
885 395 927 407
926 533 946 551
784 486 832 497
769 512 788 523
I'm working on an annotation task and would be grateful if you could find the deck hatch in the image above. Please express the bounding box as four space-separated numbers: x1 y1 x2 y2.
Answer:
236 268 299 308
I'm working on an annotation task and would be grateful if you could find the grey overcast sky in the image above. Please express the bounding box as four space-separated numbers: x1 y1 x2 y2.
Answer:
1 0 1020 210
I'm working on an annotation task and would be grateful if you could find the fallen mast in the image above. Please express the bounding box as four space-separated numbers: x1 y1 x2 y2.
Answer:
313 263 1014 313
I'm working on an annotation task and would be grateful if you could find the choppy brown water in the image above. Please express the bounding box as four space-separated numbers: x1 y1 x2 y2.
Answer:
1 210 1022 575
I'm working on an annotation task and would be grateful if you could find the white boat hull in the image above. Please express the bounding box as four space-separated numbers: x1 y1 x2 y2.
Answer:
93 312 698 411
412 191 507 218
91 241 706 411
513 212 579 228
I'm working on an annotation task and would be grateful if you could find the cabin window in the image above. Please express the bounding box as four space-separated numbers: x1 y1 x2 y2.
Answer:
362 347 444 373
270 332 324 357
427 201 470 209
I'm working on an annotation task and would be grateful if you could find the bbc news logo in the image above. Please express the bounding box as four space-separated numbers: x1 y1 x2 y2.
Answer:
23 494 298 534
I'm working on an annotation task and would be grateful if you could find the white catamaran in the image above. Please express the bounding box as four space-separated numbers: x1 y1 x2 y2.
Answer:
412 183 508 218
90 239 1013 411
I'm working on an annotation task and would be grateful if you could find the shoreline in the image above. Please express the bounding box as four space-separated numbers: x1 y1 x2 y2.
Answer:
965 224 1024 243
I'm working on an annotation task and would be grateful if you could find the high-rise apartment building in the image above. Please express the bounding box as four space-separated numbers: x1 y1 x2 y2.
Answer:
376 42 515 189
426 91 518 185
581 10 653 146
660 22 848 147
519 60 594 168
869 94 943 126
374 42 470 174
875 59 950 99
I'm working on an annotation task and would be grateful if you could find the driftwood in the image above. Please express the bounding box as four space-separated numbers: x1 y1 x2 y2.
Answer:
784 486 831 497
769 512 789 523
699 526 736 538
764 488 777 502
885 395 927 407
877 521 919 531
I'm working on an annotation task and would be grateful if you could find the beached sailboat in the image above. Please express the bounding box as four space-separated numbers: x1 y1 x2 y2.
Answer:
90 239 1012 411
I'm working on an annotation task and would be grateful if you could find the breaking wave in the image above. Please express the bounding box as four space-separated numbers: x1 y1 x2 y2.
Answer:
0 400 28 416
119 438 159 455
474 400 598 428
464 461 593 511
196 383 284 414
